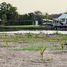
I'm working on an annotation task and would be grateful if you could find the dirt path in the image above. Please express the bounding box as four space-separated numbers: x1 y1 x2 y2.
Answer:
0 48 67 67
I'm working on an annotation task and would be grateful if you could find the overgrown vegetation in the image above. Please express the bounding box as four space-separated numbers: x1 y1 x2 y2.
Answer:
60 41 65 50
40 46 47 61
0 33 67 51
0 33 67 42
0 33 67 63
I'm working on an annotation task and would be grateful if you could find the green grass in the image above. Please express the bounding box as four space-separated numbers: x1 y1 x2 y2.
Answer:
1 25 37 28
0 33 67 42
0 33 67 51
11 45 47 51
0 25 48 31
10 45 61 51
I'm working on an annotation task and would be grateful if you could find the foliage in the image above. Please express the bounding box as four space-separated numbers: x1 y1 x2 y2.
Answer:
0 2 18 25
1 14 7 25
0 2 44 26
40 46 47 61
60 41 65 50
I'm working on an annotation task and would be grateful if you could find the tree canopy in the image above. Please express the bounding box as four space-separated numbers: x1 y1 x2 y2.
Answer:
0 2 18 25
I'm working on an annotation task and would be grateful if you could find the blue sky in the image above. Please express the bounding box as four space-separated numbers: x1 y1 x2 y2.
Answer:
0 0 67 14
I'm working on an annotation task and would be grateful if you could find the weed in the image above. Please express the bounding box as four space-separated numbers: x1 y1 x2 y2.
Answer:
60 41 65 50
40 46 47 61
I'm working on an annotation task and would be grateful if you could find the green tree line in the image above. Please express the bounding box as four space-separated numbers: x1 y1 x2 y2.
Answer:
0 2 62 26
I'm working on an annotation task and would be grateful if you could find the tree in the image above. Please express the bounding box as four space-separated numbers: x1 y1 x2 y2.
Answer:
0 2 18 25
28 11 44 25
1 14 7 25
44 13 49 19
28 13 35 25
34 11 44 25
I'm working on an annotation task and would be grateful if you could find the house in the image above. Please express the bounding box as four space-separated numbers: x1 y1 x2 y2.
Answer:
53 14 67 30
57 13 67 24
42 19 53 25
41 19 54 29
53 13 67 25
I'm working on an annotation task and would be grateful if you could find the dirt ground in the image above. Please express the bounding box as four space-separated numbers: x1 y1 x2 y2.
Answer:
0 48 67 67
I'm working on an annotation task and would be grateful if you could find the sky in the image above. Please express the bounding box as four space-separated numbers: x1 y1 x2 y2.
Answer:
0 0 67 14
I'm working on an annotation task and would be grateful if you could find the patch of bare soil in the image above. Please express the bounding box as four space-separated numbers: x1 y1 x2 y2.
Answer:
0 48 67 67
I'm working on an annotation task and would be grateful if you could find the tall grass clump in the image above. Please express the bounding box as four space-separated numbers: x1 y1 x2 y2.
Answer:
40 46 47 61
60 41 65 50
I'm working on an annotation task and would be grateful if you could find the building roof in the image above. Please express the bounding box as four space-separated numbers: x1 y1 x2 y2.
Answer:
58 14 67 20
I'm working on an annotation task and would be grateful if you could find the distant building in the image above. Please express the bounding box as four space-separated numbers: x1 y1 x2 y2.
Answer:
42 19 53 24
57 14 67 24
42 19 53 29
53 14 67 30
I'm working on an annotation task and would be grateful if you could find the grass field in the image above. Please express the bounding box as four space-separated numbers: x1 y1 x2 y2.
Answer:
0 33 67 51
1 25 36 28
0 25 52 31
